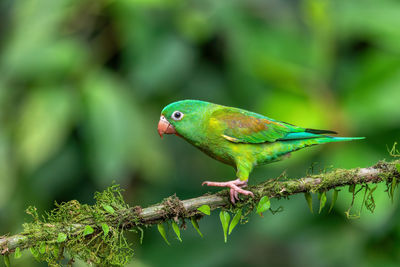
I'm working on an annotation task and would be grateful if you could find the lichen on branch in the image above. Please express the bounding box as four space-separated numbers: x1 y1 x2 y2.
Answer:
1 159 399 266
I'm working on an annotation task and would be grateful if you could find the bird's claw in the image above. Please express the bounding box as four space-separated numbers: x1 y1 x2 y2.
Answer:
202 179 254 204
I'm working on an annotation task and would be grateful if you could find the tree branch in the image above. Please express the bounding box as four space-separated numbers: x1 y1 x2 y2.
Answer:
1 159 399 261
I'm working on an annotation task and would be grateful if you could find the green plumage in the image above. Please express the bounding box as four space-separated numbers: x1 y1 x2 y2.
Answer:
161 100 364 182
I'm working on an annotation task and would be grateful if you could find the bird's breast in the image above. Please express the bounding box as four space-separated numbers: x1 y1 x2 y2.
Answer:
184 134 236 166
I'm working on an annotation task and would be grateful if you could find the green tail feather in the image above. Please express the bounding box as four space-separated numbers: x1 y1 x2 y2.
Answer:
317 136 366 143
278 136 365 156
262 136 365 164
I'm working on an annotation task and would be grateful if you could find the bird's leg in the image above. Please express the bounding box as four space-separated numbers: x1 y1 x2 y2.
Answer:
202 178 254 203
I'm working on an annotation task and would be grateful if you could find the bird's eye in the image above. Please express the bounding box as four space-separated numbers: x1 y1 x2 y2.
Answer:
171 111 184 121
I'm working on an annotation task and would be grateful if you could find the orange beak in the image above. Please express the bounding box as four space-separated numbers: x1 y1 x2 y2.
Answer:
158 115 177 138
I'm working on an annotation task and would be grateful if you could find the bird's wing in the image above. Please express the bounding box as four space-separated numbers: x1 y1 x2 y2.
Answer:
211 108 302 144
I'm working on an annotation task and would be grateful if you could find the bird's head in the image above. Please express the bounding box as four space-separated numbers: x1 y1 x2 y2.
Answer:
158 100 212 139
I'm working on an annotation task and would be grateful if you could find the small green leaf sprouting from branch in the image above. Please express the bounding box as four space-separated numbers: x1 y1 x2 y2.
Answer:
157 223 170 246
197 205 211 215
14 247 21 259
101 223 109 237
57 233 67 243
190 218 203 238
219 211 230 243
228 209 242 235
318 192 327 214
329 190 339 213
388 142 400 157
256 196 271 217
102 204 115 214
83 226 94 236
172 221 182 242
4 254 10 267
304 192 313 213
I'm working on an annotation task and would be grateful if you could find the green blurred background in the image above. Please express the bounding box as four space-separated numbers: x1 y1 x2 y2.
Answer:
1 0 400 266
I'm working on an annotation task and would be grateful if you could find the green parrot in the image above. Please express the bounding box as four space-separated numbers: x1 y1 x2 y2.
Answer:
157 100 364 203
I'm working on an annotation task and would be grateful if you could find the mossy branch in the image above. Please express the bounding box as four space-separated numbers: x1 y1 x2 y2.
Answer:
1 159 399 266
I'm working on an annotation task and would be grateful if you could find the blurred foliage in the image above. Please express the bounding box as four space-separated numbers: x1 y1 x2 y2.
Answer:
0 0 400 266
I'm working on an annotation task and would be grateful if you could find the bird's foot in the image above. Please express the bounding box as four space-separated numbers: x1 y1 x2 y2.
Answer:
202 178 254 204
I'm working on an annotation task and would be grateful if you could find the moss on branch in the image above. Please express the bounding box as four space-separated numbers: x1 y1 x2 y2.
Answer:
1 159 399 266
